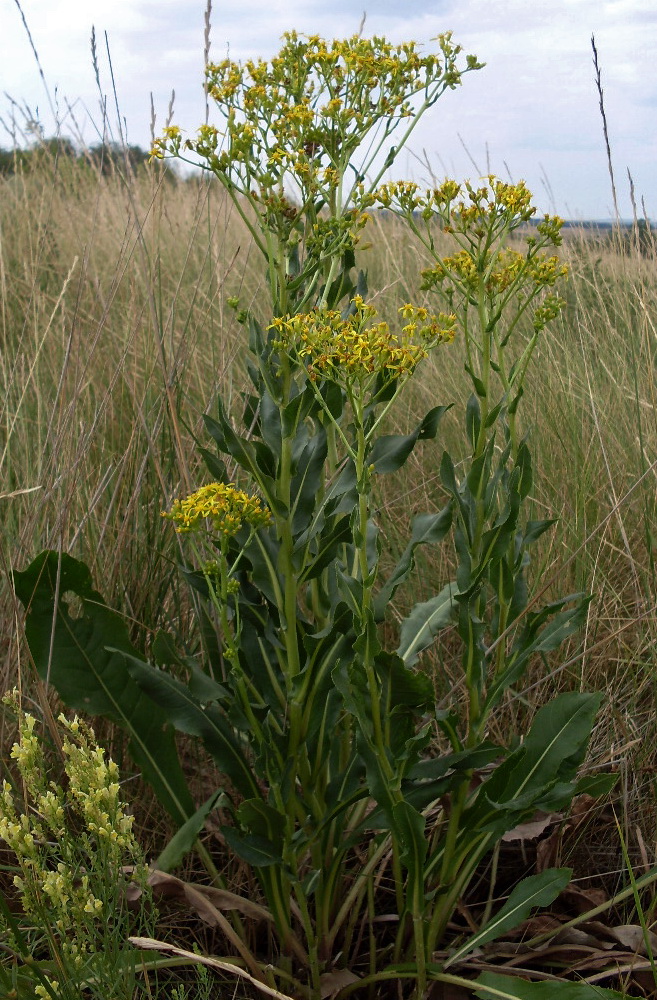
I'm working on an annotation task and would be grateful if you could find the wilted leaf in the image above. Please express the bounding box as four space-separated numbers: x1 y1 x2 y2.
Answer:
319 969 360 998
147 869 273 924
128 938 295 999
502 812 562 843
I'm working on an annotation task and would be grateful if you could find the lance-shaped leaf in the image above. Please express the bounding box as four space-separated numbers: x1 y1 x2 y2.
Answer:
373 506 452 620
369 405 451 474
444 868 572 968
472 972 625 1000
13 551 194 825
156 790 225 872
122 655 261 802
397 581 458 666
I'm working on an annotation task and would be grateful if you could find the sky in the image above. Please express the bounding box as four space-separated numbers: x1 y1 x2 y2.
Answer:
2 0 655 220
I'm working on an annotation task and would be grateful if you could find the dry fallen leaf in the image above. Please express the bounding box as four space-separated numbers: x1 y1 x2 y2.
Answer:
319 968 360 998
502 812 563 843
129 937 295 999
147 868 273 924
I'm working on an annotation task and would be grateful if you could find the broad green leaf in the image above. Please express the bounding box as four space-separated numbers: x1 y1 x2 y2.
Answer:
13 551 194 825
444 868 572 967
156 791 225 872
369 406 450 474
381 652 434 711
485 596 591 711
397 582 457 666
122 655 261 802
472 693 602 826
407 743 503 782
221 828 283 867
473 972 625 1000
522 518 558 546
290 429 328 533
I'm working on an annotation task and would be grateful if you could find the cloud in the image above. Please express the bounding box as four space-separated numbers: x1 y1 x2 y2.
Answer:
1 0 654 218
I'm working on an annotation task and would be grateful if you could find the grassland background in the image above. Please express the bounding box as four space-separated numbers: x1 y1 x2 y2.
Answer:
1 149 656 879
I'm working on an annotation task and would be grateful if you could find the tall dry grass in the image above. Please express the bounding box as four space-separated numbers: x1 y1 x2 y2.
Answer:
1 149 656 864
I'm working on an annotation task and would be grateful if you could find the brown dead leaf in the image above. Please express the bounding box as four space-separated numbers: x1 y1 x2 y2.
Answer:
147 869 273 924
551 926 612 950
129 937 295 999
564 949 647 974
491 914 562 942
535 829 561 872
319 969 360 998
502 812 562 843
605 924 657 955
559 885 608 914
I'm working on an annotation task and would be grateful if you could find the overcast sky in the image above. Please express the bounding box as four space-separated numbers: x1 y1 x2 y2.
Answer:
2 0 655 219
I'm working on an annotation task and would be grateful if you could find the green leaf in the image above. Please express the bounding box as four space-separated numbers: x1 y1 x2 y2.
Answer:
238 799 286 850
397 582 458 666
478 693 602 819
445 868 572 967
155 791 225 872
373 506 452 620
369 406 450 474
473 972 625 1000
392 801 427 912
122 655 261 801
465 363 487 397
204 409 280 511
382 652 434 711
522 518 558 546
221 828 283 867
13 551 194 825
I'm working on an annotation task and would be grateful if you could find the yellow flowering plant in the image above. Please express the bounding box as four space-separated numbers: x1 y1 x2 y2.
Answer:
151 31 482 318
14 32 619 1000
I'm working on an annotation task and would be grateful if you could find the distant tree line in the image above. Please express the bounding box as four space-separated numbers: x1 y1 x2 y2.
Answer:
0 137 152 176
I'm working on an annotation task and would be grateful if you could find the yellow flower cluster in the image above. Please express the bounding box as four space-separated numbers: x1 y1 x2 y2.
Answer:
152 32 481 215
163 482 272 537
270 296 456 385
377 176 541 234
422 247 568 299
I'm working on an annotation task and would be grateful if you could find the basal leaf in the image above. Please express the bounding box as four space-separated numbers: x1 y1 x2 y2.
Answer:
13 551 194 825
473 972 625 1000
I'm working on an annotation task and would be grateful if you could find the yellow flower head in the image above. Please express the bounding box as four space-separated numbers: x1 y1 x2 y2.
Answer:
162 483 272 537
270 297 456 386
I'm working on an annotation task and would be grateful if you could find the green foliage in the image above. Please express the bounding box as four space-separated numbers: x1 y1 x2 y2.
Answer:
0 138 151 176
11 29 619 1000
